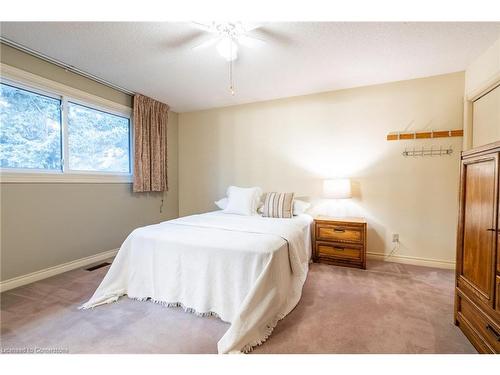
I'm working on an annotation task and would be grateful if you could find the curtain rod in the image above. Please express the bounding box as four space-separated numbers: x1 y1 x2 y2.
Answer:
0 37 136 96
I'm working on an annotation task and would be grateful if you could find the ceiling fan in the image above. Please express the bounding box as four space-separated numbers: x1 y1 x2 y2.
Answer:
186 22 266 95
190 22 266 61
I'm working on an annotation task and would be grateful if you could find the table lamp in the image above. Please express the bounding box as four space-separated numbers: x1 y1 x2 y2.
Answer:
323 178 352 199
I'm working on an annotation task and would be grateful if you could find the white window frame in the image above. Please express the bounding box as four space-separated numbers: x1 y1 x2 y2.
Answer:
0 64 133 183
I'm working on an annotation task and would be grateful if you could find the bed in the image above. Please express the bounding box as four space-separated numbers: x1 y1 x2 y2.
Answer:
81 210 313 353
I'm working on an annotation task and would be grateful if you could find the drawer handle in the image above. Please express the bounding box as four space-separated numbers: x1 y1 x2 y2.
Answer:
333 228 346 233
486 324 500 342
333 247 345 251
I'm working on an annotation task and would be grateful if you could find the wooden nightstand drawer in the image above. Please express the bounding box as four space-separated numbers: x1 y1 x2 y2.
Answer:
316 223 363 244
316 242 362 261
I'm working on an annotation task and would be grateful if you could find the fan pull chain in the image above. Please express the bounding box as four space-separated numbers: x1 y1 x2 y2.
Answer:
229 40 235 95
229 61 234 95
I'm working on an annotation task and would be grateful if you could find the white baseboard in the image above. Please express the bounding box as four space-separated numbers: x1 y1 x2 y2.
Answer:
367 251 455 270
0 248 454 292
0 248 119 292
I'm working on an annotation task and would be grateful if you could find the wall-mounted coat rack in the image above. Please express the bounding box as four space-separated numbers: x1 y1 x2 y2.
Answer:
387 129 463 141
402 146 453 157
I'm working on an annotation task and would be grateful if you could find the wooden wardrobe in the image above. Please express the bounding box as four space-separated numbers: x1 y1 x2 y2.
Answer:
455 141 500 353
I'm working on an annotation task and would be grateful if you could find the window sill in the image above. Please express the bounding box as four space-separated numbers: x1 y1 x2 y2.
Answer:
0 172 133 184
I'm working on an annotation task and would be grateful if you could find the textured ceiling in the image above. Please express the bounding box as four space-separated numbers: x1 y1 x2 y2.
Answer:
1 22 499 112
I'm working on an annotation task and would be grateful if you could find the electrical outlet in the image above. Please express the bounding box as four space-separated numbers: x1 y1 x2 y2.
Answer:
392 233 399 243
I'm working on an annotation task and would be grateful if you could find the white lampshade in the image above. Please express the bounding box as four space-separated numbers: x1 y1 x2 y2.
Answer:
323 179 352 199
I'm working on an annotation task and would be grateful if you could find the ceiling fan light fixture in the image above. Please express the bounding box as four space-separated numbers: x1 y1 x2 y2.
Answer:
216 37 238 61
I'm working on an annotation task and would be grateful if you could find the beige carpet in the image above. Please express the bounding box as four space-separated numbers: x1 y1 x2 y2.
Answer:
0 259 476 354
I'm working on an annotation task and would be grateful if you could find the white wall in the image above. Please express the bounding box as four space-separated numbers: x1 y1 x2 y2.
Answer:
465 37 500 96
464 37 500 149
179 72 465 266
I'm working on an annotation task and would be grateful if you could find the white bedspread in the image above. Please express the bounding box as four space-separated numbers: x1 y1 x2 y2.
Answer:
81 211 313 353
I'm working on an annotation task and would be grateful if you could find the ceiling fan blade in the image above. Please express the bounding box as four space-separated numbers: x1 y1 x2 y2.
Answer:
251 28 291 45
191 22 214 33
191 36 220 50
163 30 207 49
238 34 266 48
244 22 264 32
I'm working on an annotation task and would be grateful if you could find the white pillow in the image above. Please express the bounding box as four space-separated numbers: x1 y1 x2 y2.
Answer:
214 197 228 210
293 199 311 215
224 186 262 216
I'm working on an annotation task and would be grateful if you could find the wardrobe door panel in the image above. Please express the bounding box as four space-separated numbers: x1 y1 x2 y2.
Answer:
460 155 498 305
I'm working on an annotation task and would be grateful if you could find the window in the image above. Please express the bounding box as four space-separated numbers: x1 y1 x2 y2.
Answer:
0 83 62 170
68 102 130 173
0 79 131 181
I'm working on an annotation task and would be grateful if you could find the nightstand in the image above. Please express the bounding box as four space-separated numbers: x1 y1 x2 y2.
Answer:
313 216 367 269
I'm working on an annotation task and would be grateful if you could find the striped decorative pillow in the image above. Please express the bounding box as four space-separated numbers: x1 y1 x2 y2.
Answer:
262 192 295 218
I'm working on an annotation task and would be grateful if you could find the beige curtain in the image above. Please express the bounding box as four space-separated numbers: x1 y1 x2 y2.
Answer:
133 94 169 192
